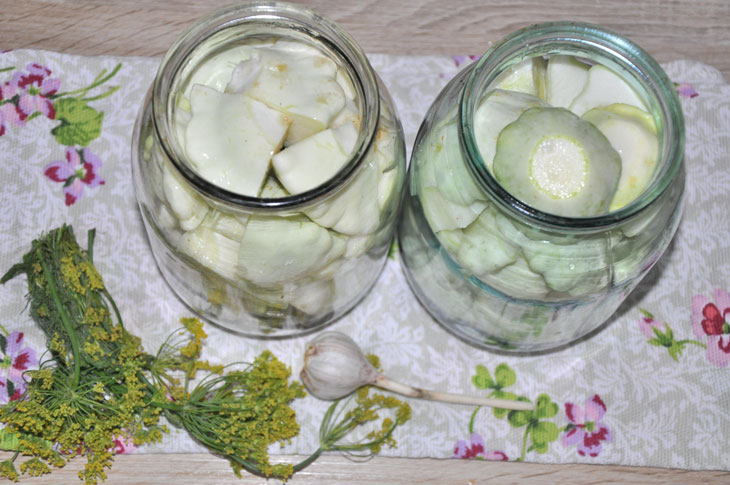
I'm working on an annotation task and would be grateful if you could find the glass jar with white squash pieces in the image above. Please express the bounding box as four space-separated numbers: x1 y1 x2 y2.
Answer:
131 2 405 337
397 22 685 353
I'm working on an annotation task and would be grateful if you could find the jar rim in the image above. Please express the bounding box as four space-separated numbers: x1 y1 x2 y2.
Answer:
459 21 685 230
150 1 380 211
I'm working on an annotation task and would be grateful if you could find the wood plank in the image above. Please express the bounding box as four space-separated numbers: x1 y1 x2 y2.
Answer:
2 452 729 484
1 0 729 78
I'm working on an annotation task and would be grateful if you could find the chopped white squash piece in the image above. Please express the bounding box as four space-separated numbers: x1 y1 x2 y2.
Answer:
200 211 247 241
225 53 263 94
304 160 381 235
237 216 346 287
436 228 464 256
336 67 357 101
185 45 264 95
179 225 240 281
286 279 335 315
162 163 209 231
272 129 350 195
489 257 550 300
246 45 346 144
259 175 290 199
185 84 290 197
428 121 486 206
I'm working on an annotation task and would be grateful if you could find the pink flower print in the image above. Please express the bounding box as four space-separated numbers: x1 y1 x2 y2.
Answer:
44 147 105 206
15 63 60 120
0 102 23 136
561 394 611 457
691 289 730 367
675 83 698 98
638 313 663 339
0 331 38 403
454 433 508 461
111 433 138 454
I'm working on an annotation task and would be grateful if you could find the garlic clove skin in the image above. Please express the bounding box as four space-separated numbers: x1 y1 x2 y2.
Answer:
300 331 379 400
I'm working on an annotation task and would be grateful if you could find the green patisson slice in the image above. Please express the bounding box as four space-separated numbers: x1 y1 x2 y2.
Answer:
448 207 519 278
490 57 547 99
417 120 485 206
493 106 622 217
582 103 659 211
569 64 647 116
545 54 590 109
474 89 550 172
421 186 487 232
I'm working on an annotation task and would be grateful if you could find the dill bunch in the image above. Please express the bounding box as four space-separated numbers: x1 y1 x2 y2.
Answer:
0 225 411 483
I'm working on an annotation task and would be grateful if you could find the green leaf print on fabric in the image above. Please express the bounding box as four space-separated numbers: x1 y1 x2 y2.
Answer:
0 61 121 205
507 393 560 458
51 97 104 146
467 364 559 461
472 363 521 419
49 64 120 147
638 308 705 362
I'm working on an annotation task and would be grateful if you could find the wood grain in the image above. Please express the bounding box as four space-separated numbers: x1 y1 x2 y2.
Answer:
1 1 728 483
2 452 729 484
1 0 729 79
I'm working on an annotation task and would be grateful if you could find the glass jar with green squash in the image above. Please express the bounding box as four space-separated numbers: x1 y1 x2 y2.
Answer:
397 22 685 353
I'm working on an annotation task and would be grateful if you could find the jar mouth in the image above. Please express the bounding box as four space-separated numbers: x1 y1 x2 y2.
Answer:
151 1 380 211
459 21 685 231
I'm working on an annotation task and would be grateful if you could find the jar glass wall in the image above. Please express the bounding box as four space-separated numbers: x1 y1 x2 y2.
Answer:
398 22 685 353
131 2 406 337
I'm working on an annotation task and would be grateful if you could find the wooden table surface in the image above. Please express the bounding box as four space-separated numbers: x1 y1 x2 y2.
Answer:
2 1 730 483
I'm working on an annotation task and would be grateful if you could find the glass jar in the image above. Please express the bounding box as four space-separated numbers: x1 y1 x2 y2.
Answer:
397 22 685 353
131 2 405 337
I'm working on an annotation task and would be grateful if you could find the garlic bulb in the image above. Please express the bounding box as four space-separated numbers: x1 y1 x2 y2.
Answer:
301 331 535 411
300 331 379 400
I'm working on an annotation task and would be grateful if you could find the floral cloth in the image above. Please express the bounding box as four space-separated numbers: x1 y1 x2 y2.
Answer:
0 49 728 472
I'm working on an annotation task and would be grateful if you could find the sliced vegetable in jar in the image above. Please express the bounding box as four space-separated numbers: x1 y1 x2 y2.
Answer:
582 103 659 211
492 106 622 217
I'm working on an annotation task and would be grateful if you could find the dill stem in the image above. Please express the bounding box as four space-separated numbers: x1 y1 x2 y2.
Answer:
292 448 323 472
37 249 82 387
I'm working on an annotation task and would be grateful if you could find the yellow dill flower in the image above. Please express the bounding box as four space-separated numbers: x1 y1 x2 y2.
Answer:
19 457 51 477
83 341 105 361
179 317 206 359
81 260 104 291
0 460 18 481
60 255 85 295
84 307 108 327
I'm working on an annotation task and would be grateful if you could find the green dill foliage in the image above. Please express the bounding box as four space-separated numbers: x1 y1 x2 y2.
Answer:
0 226 303 483
0 225 411 483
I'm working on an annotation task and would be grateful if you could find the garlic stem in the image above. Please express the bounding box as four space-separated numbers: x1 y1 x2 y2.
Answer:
374 375 535 412
301 331 536 412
